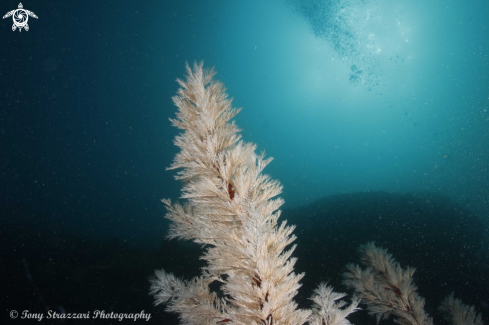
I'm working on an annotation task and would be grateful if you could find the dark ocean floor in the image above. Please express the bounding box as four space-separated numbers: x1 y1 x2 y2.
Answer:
2 191 489 324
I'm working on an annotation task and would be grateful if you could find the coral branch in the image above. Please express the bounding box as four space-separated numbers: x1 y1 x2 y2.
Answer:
342 242 432 325
439 293 484 325
150 62 312 324
308 283 360 325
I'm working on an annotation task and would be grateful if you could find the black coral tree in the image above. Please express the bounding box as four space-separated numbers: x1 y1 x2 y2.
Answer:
149 62 358 325
150 63 484 325
342 242 485 325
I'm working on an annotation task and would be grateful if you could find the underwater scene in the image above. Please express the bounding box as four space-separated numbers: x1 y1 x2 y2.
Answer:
1 0 489 324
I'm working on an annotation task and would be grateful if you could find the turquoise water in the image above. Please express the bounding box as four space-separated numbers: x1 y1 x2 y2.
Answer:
173 0 489 212
2 0 488 241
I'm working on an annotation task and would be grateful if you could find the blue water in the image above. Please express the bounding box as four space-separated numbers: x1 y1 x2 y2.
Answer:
1 0 488 322
2 0 488 242
189 0 489 212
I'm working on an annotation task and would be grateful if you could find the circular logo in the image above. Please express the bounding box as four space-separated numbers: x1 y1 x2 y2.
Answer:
10 310 19 319
13 9 28 28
